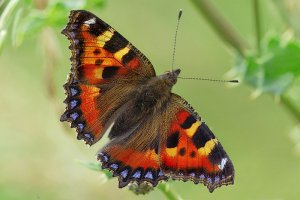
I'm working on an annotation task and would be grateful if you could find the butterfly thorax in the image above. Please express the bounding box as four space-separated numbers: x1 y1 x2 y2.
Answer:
135 68 181 110
108 69 181 139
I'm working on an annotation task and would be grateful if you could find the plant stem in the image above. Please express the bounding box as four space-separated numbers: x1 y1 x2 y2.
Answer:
0 0 19 52
281 95 300 124
272 0 300 37
271 0 292 28
0 0 19 29
189 0 249 57
253 0 262 55
157 183 182 200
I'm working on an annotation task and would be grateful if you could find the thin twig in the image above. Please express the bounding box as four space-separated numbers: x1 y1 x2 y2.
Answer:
272 0 300 37
189 0 249 57
253 0 262 55
281 95 300 124
271 0 293 28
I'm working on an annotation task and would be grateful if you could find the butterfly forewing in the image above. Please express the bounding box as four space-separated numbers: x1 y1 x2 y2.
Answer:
61 10 156 145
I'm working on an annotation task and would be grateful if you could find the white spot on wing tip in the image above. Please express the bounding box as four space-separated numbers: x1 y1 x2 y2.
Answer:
85 18 96 25
219 158 228 170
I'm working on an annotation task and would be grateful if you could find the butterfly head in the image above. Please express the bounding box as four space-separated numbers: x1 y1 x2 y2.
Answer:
161 69 181 86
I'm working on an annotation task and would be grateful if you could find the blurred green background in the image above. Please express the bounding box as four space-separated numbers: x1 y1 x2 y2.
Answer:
1 0 300 199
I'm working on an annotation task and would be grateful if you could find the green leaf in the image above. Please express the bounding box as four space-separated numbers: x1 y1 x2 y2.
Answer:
76 160 113 180
236 33 300 96
0 0 20 52
58 0 86 10
13 0 107 46
11 7 23 47
22 0 33 6
15 10 47 44
86 0 106 9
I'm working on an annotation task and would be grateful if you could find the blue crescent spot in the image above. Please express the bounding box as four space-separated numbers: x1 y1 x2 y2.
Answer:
77 123 84 131
70 100 78 109
207 177 212 184
132 170 141 178
70 112 79 120
120 169 128 178
189 172 195 177
70 32 76 38
110 163 118 170
158 170 164 177
101 154 108 162
70 88 78 96
145 171 153 179
199 174 205 179
214 176 220 183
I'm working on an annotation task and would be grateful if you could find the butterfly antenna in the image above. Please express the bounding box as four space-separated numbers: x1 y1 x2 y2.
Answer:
171 9 183 71
178 77 239 83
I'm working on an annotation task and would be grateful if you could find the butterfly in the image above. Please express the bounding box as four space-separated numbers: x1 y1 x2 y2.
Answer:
60 10 234 193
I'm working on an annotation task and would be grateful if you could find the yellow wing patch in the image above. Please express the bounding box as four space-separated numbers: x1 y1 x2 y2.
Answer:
186 121 201 137
166 147 178 157
198 139 218 156
97 30 114 47
114 46 130 61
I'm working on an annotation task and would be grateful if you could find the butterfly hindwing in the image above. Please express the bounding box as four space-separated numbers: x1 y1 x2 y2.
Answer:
159 94 234 192
97 94 234 192
98 116 168 187
61 10 156 145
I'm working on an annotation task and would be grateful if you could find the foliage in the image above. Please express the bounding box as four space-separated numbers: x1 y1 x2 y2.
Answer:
236 33 300 96
0 0 105 50
191 0 300 124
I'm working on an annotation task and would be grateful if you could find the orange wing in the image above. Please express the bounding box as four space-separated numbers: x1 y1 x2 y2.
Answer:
159 94 234 192
61 10 156 145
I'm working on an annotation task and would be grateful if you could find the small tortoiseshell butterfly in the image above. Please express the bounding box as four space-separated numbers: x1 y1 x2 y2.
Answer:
61 10 234 193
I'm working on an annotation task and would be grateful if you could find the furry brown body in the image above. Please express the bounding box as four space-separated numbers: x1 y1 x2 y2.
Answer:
109 69 181 140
